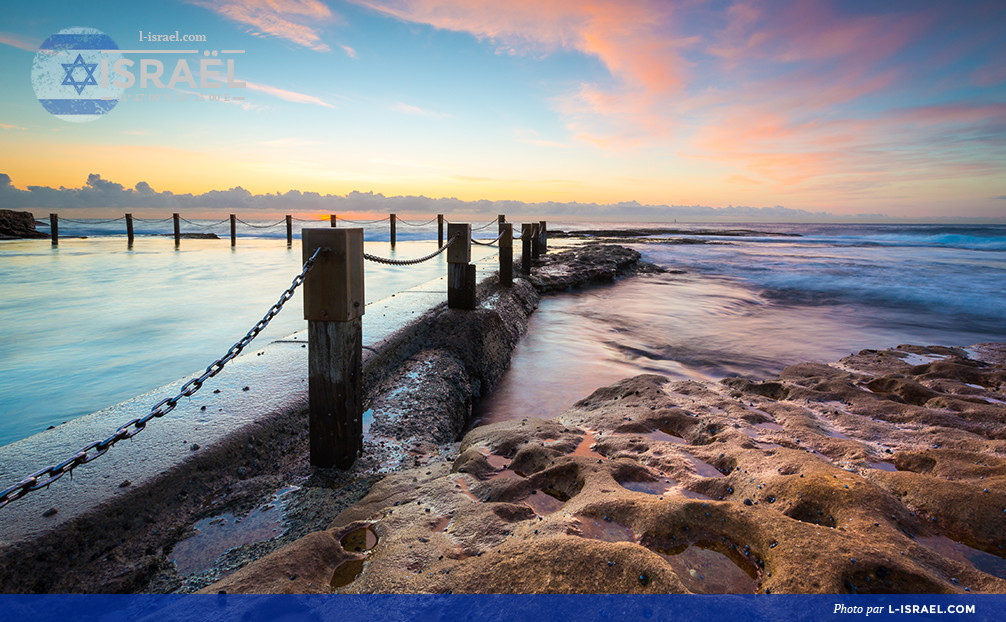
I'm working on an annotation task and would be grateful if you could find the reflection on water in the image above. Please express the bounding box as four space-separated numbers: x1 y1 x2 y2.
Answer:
0 236 496 446
475 266 1002 427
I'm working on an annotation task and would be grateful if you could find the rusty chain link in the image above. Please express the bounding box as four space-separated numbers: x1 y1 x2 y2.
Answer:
0 246 326 510
363 234 458 266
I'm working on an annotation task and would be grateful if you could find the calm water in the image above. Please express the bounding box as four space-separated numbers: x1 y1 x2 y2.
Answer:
473 223 1006 427
0 218 501 447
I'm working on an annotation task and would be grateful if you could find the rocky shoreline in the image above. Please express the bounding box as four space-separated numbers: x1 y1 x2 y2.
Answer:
206 343 1006 595
0 243 652 593
0 209 48 239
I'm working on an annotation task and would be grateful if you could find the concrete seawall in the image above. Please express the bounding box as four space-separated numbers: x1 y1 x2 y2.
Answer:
0 243 647 593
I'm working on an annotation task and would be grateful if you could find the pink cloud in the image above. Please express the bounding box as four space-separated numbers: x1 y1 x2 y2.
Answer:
244 81 335 107
0 31 41 52
189 0 336 51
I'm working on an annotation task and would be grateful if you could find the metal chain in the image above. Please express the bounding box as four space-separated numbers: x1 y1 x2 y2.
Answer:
180 217 230 228
235 218 286 229
471 229 506 246
340 216 390 224
364 234 458 266
59 217 126 225
396 217 438 227
0 246 326 510
472 219 499 231
133 217 174 223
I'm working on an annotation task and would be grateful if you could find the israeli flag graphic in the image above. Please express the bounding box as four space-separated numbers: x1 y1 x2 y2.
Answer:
31 27 124 122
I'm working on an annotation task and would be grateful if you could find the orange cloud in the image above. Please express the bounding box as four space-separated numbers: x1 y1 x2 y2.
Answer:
189 0 336 51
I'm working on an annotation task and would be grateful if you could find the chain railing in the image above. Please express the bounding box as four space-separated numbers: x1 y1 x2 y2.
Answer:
339 216 390 224
180 217 230 228
363 234 458 266
59 217 126 225
0 246 327 510
235 218 286 229
471 229 506 246
396 217 438 227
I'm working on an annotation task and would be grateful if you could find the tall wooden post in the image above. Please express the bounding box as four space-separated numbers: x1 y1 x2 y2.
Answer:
125 213 134 247
390 213 396 248
286 214 293 246
499 222 513 286
437 214 444 247
538 220 547 253
172 213 180 246
302 228 365 469
521 223 533 273
447 223 475 310
498 214 505 231
49 213 58 246
229 214 236 247
330 214 337 227
530 222 541 259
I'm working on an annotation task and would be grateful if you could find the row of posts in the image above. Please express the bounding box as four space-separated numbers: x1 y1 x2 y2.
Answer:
43 213 549 256
301 216 547 468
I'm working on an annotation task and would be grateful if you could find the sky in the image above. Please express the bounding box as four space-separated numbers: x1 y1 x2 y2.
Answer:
0 0 1004 221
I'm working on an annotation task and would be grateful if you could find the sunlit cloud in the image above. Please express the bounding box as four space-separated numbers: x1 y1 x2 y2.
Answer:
0 31 40 52
341 44 358 58
189 0 336 52
244 81 335 108
1 122 26 130
391 102 446 117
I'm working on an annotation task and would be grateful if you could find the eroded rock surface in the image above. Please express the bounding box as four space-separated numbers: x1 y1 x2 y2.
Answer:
207 344 1006 594
0 209 47 239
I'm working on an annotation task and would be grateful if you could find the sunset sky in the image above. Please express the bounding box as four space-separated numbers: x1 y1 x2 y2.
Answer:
0 0 1004 220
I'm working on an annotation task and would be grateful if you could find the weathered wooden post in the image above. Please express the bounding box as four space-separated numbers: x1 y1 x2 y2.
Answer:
521 223 533 273
49 213 58 246
390 213 396 248
172 213 180 246
538 220 547 253
286 214 293 246
229 214 236 247
447 222 475 310
330 214 337 227
499 222 513 286
302 228 365 469
498 214 505 231
125 213 134 246
530 222 541 259
437 214 444 247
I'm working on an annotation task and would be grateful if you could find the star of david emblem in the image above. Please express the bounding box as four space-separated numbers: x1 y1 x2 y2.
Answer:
61 53 98 95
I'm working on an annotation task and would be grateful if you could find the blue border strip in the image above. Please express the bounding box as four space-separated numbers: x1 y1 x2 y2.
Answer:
39 33 118 51
2 595 1005 622
38 99 118 115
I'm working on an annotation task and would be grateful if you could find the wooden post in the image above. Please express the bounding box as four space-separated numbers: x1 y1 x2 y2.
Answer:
286 214 293 246
302 228 365 469
521 223 533 273
530 222 541 259
437 214 444 247
390 213 396 248
172 213 180 246
229 214 236 247
538 220 547 253
498 214 505 232
330 214 337 227
49 213 58 246
125 213 134 247
499 222 513 286
447 222 475 310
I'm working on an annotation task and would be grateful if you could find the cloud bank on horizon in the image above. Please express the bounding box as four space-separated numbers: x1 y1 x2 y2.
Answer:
0 172 956 222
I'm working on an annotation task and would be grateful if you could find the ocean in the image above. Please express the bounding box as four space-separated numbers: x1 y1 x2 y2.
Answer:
2 219 1004 447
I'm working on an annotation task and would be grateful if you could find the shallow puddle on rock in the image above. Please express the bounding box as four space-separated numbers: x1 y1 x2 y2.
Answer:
900 353 948 366
678 488 715 501
655 542 758 594
868 461 897 472
917 536 1006 580
341 526 378 553
640 428 687 444
682 452 725 478
754 441 782 450
432 516 450 532
451 475 480 502
169 486 296 576
573 429 605 460
487 468 524 481
754 422 784 432
329 558 365 589
617 477 677 496
577 517 636 543
823 428 850 439
485 454 510 469
523 489 568 515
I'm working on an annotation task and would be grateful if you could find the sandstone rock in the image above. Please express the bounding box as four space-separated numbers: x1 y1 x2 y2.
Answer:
0 209 48 239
